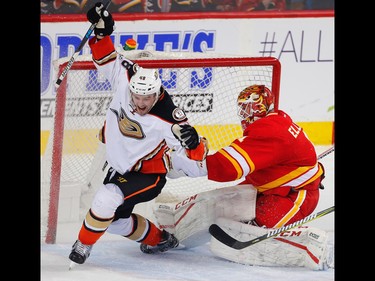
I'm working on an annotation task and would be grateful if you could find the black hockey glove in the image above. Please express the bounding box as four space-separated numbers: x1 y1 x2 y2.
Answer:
87 2 115 37
172 124 200 150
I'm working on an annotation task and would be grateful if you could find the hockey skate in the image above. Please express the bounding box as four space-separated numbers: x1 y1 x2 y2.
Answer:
140 230 179 254
69 240 93 264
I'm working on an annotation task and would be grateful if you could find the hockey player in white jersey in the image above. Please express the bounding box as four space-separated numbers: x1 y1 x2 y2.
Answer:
69 2 208 266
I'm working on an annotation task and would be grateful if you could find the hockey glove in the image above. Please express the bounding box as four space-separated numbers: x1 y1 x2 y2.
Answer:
172 124 200 149
87 2 115 38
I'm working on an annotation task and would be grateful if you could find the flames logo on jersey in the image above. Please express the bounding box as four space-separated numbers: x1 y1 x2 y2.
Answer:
110 107 145 139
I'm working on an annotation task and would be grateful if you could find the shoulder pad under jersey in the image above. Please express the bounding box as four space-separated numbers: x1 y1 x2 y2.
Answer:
150 89 188 123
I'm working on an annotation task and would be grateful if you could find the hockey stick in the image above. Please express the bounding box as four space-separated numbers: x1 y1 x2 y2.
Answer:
317 146 334 160
209 205 334 250
55 0 111 88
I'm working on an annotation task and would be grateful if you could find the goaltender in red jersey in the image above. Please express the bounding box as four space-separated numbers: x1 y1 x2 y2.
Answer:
166 84 332 270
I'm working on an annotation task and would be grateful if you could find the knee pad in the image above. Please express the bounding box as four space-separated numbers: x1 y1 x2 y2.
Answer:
91 183 124 218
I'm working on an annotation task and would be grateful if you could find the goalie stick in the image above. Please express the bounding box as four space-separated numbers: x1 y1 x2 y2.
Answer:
208 146 335 250
55 0 111 88
317 146 334 160
209 206 334 250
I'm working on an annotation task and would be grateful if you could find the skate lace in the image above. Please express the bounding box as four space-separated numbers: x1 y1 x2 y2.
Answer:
73 241 92 256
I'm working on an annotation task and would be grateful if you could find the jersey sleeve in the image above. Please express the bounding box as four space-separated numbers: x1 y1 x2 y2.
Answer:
88 35 136 88
88 36 117 66
206 111 317 183
205 120 282 182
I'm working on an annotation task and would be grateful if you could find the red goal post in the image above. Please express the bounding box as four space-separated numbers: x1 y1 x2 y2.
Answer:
41 50 281 244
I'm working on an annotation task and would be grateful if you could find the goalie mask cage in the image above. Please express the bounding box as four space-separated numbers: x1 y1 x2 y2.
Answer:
41 50 281 244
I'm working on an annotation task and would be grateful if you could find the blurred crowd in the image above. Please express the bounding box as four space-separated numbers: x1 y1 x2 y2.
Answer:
40 0 334 14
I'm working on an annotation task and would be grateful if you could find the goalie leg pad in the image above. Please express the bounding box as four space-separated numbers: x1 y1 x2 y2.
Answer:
153 185 257 248
210 217 330 270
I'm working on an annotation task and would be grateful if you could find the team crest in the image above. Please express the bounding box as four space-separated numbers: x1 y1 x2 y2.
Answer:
110 107 145 139
172 108 186 121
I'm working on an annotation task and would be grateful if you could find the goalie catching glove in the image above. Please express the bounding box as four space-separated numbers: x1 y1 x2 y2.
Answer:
87 2 115 38
172 124 209 161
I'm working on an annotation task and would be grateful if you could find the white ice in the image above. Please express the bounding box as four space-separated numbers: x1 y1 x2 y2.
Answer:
41 145 334 281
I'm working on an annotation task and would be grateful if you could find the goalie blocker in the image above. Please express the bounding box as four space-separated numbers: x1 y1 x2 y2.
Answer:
153 185 333 270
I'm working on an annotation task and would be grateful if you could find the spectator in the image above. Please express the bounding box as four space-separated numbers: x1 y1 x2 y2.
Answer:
41 0 82 14
288 0 305 10
305 0 334 10
240 0 286 11
253 0 277 10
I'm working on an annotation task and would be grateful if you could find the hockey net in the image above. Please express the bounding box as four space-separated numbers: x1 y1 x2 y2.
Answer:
41 50 281 244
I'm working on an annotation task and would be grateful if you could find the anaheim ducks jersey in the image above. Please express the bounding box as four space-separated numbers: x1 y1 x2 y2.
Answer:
206 110 324 192
88 36 188 175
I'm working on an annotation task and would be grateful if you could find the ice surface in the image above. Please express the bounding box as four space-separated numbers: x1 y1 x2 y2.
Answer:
41 145 334 281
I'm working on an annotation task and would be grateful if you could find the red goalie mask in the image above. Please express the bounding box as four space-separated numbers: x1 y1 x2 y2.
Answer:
237 85 274 130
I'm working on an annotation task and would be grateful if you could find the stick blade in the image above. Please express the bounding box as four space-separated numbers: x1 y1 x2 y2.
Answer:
209 224 260 250
209 224 239 248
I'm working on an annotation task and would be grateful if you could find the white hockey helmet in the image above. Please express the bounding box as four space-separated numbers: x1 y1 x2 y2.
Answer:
129 67 162 98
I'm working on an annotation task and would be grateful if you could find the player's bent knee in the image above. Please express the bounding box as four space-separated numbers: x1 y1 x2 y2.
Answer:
91 183 124 218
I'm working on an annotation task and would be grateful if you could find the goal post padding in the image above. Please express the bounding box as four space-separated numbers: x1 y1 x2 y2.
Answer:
42 50 281 244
